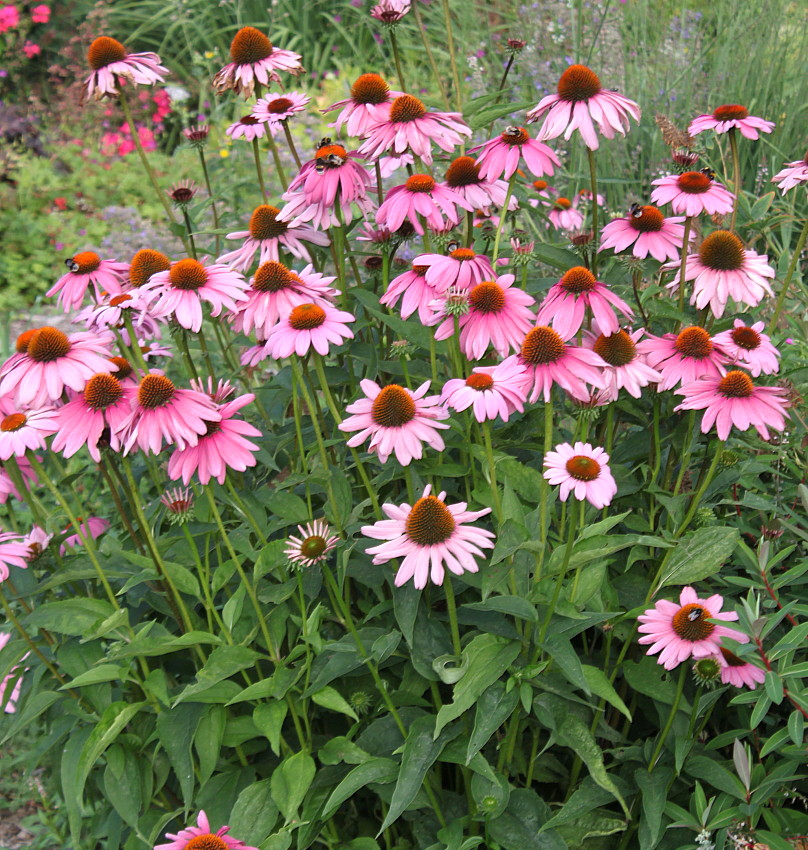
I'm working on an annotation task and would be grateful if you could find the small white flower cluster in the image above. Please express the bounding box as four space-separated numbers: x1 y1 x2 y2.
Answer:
695 829 714 850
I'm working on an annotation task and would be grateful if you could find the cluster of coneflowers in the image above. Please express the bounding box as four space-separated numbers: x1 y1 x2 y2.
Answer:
0 15 806 847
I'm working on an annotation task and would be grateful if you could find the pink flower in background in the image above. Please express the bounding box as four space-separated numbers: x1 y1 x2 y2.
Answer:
468 126 559 181
0 5 19 33
47 251 129 312
772 153 808 194
527 64 640 150
263 302 355 358
361 484 495 589
370 0 411 23
0 532 28 582
31 4 50 23
638 586 748 671
252 90 311 128
380 263 441 323
543 441 617 508
23 41 41 58
443 155 518 215
547 197 585 231
674 371 790 441
582 325 662 401
84 36 168 100
573 188 606 208
718 647 766 689
0 400 57 460
414 248 494 294
712 320 780 376
339 380 450 466
226 115 267 141
0 457 36 505
0 632 25 713
599 205 692 262
637 326 728 392
324 73 404 137
22 525 51 561
213 26 304 98
688 104 775 140
651 171 735 217
60 517 110 555
376 175 472 235
441 356 528 422
285 520 339 568
156 810 258 850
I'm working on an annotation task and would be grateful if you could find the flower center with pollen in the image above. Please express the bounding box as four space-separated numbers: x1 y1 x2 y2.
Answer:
557 64 602 102
629 205 664 232
129 249 171 288
405 174 435 193
565 455 600 481
466 373 494 391
502 126 529 145
730 326 761 350
698 230 745 271
593 330 636 366
520 326 566 365
449 248 475 262
249 205 287 240
389 95 427 123
533 180 548 191
351 73 389 104
674 326 713 359
84 374 124 410
169 259 208 291
469 281 505 314
138 375 175 409
717 370 754 398
289 303 326 330
712 104 749 121
553 197 572 210
186 835 229 850
27 327 71 362
560 266 596 294
301 535 327 559
230 26 273 64
677 171 712 194
0 413 26 432
405 495 456 546
109 294 132 308
69 251 101 274
87 36 127 70
445 156 481 187
109 356 133 379
15 329 37 353
265 97 293 113
371 385 416 427
672 603 714 642
253 261 293 292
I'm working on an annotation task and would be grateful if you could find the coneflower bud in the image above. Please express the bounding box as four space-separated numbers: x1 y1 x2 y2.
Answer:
183 123 210 149
692 657 721 688
167 179 198 208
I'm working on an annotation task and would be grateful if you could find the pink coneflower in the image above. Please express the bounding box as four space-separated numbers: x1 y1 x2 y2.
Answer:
358 94 471 165
160 487 194 524
0 401 57 460
212 26 303 98
80 291 164 347
127 248 172 288
599 205 691 262
573 188 606 209
0 532 28 582
252 90 311 129
84 36 167 100
650 171 735 217
547 197 585 231
772 153 808 194
225 115 267 142
232 261 337 338
47 251 129 311
414 247 494 295
339 380 450 466
263 302 355 358
0 458 36 505
718 646 766 689
468 126 560 181
638 586 748 671
138 259 248 333
380 263 440 323
168 392 261 485
443 155 518 215
712 320 780 376
440 356 527 422
674 370 789 441
22 525 52 561
637 326 728 392
285 520 339 567
325 73 404 137
0 632 25 713
156 810 258 850
527 178 553 208
688 104 775 140
664 230 775 318
218 204 329 271
120 373 221 455
361 484 494 589
279 142 375 230
60 517 110 555
0 327 114 407
429 274 536 360
376 174 472 235
50 373 132 462
582 326 662 401
370 0 411 23
517 325 607 403
543 441 617 509
536 266 633 339
526 64 640 150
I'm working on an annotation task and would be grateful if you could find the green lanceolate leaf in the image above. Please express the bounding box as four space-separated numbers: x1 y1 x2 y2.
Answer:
655 526 740 592
271 751 316 823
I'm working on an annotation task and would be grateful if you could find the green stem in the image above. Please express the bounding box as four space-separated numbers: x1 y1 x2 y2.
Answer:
440 0 462 109
481 420 502 523
492 174 516 263
648 664 687 771
411 2 451 110
443 576 462 656
767 216 808 336
182 208 197 259
538 495 579 644
252 137 268 202
389 27 408 91
282 121 302 170
197 148 221 255
197 326 216 379
728 129 741 233
290 359 330 474
672 411 697 497
569 501 587 602
267 132 289 191
677 216 693 312
674 439 723 540
587 148 599 275
534 400 554 582
180 522 230 638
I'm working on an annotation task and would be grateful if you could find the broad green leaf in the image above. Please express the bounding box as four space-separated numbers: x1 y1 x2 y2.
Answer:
265 490 310 525
322 758 398 818
687 755 746 799
61 725 92 845
1 690 62 743
466 682 520 763
788 709 804 746
636 767 672 848
174 645 260 704
103 748 142 829
497 459 543 502
26 599 116 635
109 630 223 659
230 779 279 846
582 665 631 720
489 519 529 566
312 685 359 721
156 703 208 804
226 667 301 705
464 596 538 623
318 736 372 766
194 705 226 786
555 812 625 845
470 771 510 819
540 778 616 831
488 788 567 850
271 751 316 823
434 634 521 738
370 630 401 663
542 635 591 695
254 701 288 756
655 526 740 592
60 664 128 689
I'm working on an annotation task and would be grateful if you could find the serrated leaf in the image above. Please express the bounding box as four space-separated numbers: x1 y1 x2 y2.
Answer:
156 703 207 804
655 527 739 592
